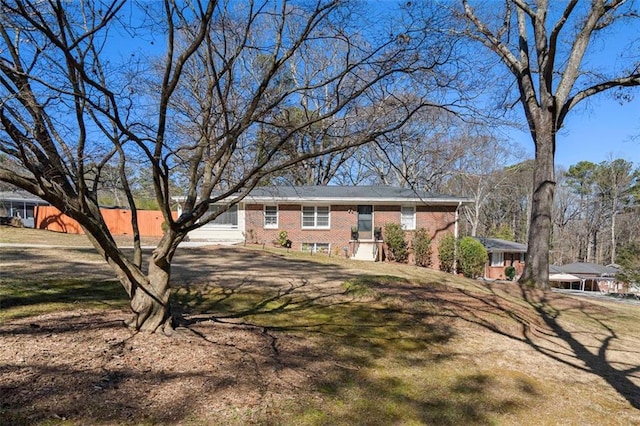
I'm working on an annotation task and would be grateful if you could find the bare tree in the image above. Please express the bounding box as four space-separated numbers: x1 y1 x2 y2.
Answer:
461 0 640 287
448 133 525 237
551 168 582 264
595 158 640 264
348 107 473 192
0 0 452 332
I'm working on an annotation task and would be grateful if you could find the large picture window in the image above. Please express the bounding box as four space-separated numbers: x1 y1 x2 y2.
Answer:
302 206 330 229
400 206 416 230
264 205 278 228
204 204 238 228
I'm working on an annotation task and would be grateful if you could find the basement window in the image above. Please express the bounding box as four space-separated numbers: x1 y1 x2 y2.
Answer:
301 242 330 254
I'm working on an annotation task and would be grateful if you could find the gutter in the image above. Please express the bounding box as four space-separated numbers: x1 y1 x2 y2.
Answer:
453 201 462 275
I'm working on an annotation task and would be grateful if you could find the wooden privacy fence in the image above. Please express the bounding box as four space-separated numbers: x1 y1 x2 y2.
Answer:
35 206 176 237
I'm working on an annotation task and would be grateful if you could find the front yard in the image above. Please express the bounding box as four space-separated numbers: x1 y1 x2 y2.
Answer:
1 227 639 425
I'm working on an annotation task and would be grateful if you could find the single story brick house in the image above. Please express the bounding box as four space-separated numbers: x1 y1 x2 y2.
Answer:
182 185 469 265
475 237 527 280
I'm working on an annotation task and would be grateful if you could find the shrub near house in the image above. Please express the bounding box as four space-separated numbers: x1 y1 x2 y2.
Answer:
458 237 487 278
413 228 433 267
438 233 456 273
384 223 408 262
437 234 488 278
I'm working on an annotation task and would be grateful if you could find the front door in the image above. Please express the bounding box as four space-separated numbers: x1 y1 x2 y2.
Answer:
357 205 373 240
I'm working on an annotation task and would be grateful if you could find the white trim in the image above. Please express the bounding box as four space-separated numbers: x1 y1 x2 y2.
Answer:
400 206 416 230
301 205 330 229
264 205 278 229
491 252 505 267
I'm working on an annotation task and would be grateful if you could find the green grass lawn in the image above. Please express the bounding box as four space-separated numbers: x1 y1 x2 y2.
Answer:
0 278 129 322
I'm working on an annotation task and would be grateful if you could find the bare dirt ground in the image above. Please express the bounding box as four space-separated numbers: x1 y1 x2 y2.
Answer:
1 245 348 425
1 229 640 425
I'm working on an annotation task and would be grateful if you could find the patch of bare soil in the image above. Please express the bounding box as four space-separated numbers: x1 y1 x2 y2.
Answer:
0 245 353 425
1 309 331 425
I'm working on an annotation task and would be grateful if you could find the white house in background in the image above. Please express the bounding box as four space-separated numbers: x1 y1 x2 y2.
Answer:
0 190 49 228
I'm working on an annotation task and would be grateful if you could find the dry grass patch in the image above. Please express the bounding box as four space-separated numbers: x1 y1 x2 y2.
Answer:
0 225 161 247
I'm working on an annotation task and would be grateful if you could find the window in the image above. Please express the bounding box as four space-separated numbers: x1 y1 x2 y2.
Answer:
491 252 504 267
302 206 330 229
302 242 330 254
264 205 278 228
401 206 416 230
204 204 238 227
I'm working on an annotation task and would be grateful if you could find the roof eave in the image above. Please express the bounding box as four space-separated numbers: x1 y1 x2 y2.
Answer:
246 196 472 205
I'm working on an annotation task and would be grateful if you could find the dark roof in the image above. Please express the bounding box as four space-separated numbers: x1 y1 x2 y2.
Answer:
549 264 564 274
475 237 527 253
553 262 619 276
246 185 470 205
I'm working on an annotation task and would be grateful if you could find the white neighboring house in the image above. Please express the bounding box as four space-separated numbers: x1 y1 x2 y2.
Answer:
0 190 50 228
177 202 246 244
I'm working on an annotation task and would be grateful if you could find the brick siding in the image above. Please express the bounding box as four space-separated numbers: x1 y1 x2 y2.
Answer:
244 203 456 268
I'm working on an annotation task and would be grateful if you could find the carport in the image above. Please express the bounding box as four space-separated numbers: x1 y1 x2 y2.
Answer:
549 272 583 290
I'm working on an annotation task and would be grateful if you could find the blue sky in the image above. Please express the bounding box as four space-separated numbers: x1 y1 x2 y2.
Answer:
509 94 640 169
505 7 640 170
108 1 640 171
556 95 640 168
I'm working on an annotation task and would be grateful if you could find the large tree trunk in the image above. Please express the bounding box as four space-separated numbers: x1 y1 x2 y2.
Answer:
80 219 175 333
519 130 555 289
91 230 177 334
126 260 172 333
124 236 178 333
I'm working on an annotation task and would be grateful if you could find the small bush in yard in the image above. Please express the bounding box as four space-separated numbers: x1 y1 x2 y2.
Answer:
384 223 408 262
413 228 432 267
458 237 487 278
505 265 517 280
438 233 456 273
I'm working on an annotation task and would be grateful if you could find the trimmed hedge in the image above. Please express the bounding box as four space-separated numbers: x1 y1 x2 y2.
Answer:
384 223 408 262
413 228 432 267
438 233 456 273
458 237 487 278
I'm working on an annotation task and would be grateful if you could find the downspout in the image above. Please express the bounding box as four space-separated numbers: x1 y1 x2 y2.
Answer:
453 201 461 274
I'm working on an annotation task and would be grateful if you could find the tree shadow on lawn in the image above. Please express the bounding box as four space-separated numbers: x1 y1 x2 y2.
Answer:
1 256 539 424
0 279 128 317
435 280 640 410
6 246 633 423
0 312 276 425
170 270 542 424
171 245 353 286
0 247 114 281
